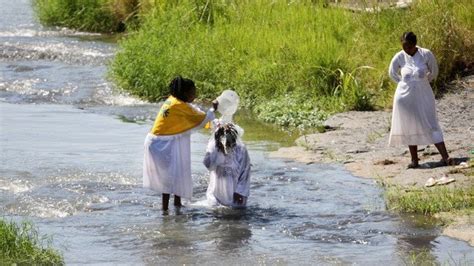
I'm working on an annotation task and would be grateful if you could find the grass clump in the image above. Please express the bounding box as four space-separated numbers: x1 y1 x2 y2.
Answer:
33 0 143 32
254 96 328 130
0 219 64 265
385 186 474 215
110 0 473 129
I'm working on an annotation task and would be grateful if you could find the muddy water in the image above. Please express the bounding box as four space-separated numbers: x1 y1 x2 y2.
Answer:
1 0 473 264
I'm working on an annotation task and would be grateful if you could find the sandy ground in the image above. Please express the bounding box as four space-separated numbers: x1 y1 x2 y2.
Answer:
270 75 474 245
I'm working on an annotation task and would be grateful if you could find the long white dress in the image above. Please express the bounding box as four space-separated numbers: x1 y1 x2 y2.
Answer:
388 47 444 146
203 138 251 207
143 107 214 199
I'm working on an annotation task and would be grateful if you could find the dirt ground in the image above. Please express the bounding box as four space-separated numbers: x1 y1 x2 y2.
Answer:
270 75 474 245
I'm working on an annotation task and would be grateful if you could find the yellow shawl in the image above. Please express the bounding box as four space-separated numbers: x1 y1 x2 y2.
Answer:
151 96 206 135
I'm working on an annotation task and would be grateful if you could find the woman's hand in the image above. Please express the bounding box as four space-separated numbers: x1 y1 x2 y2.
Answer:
212 100 219 111
233 193 244 205
415 69 426 79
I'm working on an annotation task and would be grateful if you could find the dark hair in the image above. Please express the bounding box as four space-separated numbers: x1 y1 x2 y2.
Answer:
169 76 195 102
401 31 417 46
214 123 239 155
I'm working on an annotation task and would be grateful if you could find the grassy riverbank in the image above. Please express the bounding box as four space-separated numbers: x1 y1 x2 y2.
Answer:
385 160 474 215
385 186 473 215
34 0 146 32
110 0 473 129
0 219 63 264
34 0 473 129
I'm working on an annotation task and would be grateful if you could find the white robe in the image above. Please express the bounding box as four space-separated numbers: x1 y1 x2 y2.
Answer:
143 107 214 199
388 47 444 146
203 139 251 207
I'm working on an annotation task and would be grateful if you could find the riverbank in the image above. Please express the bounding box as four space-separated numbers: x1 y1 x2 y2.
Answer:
270 75 474 245
33 0 473 129
110 0 473 129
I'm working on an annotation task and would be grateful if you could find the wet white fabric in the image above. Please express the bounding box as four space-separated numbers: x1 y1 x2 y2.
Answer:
388 47 444 146
203 138 251 207
143 108 215 199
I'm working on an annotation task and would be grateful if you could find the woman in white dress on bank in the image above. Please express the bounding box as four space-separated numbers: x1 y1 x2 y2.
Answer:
388 31 453 168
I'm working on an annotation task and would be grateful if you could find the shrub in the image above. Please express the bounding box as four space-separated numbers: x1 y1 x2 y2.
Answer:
0 219 64 265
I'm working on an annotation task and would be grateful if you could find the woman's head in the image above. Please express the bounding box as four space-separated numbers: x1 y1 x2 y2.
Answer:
214 123 239 155
169 76 196 103
401 31 417 55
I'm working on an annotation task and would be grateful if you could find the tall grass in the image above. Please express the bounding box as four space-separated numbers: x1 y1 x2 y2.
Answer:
34 0 144 32
0 219 64 264
34 0 473 128
109 0 472 128
385 186 474 215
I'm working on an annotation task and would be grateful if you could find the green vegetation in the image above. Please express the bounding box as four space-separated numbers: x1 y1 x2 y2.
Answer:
33 0 144 32
34 0 473 129
0 219 64 265
399 246 472 265
403 248 436 266
385 186 474 215
110 0 473 128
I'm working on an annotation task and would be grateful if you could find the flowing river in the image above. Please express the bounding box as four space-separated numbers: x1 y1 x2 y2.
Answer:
1 0 473 264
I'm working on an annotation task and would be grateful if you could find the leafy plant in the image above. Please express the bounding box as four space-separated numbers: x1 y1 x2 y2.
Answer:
0 219 64 265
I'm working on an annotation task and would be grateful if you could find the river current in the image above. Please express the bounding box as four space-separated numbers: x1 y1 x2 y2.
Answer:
1 0 473 264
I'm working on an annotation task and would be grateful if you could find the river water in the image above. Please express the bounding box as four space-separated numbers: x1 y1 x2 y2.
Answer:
1 1 473 265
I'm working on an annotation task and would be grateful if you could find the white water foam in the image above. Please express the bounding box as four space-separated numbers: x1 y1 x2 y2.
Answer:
0 27 102 38
92 82 146 106
0 41 114 64
7 192 112 218
0 78 77 103
0 180 31 193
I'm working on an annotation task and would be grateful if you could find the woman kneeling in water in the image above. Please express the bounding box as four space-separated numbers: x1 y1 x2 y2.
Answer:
203 123 251 207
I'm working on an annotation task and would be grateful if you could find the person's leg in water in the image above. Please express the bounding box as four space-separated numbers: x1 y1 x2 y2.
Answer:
434 141 453 165
162 193 170 211
408 145 419 168
174 195 182 207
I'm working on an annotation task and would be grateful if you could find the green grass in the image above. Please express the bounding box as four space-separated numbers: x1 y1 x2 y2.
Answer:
403 248 436 266
0 219 64 265
385 186 474 215
33 0 142 32
110 0 473 128
400 247 472 266
34 0 474 129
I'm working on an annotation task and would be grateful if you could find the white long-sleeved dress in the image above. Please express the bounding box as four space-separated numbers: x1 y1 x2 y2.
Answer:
203 139 251 207
388 47 444 146
143 108 214 199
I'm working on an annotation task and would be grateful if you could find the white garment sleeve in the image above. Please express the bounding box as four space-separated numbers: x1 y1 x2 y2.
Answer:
186 103 216 133
235 146 251 197
203 139 225 171
193 109 216 131
388 53 401 83
426 50 439 82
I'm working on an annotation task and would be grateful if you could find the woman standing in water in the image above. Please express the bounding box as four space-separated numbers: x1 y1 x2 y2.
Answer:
388 31 453 168
143 76 218 211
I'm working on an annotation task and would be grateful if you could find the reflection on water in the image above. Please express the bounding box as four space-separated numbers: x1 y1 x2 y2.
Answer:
234 110 301 148
0 0 473 264
393 214 439 264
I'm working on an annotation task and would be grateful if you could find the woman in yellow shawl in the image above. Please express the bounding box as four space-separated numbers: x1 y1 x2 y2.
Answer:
143 76 218 211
